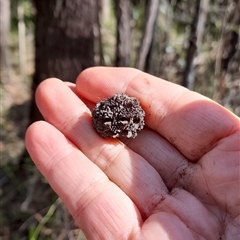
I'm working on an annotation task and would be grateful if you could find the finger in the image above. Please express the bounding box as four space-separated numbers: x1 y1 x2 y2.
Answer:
64 81 95 109
64 81 79 96
76 67 239 161
35 78 169 217
25 121 143 239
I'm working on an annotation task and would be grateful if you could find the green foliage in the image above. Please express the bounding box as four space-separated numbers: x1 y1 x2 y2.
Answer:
30 200 58 240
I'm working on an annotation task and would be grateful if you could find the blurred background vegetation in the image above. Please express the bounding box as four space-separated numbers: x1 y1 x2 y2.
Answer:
0 0 239 239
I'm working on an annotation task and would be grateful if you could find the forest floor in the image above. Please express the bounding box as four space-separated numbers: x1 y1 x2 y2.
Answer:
1 48 32 165
1 35 86 240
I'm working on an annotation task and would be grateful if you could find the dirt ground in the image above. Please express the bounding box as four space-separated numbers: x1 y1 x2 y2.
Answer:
1 33 88 240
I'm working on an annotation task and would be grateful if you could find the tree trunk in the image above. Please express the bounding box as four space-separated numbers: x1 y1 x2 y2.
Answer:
115 0 131 67
0 0 10 82
135 0 160 71
221 5 240 72
95 0 105 66
182 0 208 90
181 0 200 88
31 0 96 122
17 1 26 74
212 4 228 101
214 0 240 115
145 34 155 74
102 0 111 25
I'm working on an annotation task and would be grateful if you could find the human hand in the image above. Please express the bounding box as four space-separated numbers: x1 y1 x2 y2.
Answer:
25 67 240 240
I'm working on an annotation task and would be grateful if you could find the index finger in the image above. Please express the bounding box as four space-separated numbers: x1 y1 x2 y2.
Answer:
76 67 239 161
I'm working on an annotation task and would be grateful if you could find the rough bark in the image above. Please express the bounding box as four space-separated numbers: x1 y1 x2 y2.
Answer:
115 0 131 67
221 0 240 72
181 0 201 88
95 0 105 65
31 0 96 122
145 34 155 74
212 4 228 101
215 0 240 116
135 0 160 70
182 0 208 90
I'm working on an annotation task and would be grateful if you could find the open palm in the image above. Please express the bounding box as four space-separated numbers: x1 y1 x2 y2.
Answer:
26 67 240 239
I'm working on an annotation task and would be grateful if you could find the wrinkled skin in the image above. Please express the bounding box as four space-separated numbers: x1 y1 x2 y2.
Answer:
25 67 240 240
